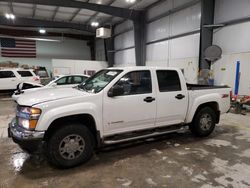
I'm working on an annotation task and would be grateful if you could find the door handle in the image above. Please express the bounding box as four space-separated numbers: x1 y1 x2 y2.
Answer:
144 97 155 103
175 94 185 100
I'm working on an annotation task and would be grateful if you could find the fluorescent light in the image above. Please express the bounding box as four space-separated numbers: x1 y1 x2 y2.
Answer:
5 13 15 20
126 0 136 3
39 29 46 34
5 13 10 19
91 21 99 27
10 14 15 19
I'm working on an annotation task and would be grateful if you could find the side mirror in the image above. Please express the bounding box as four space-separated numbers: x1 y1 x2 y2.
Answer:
108 85 124 97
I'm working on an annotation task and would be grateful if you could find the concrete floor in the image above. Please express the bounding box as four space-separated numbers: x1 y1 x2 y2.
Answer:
0 98 250 188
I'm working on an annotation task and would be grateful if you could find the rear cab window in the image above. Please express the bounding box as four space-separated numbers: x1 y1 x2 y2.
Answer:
0 71 16 78
17 71 33 77
156 70 181 92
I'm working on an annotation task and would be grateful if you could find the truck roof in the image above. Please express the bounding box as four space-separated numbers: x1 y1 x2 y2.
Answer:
0 68 34 71
107 66 181 71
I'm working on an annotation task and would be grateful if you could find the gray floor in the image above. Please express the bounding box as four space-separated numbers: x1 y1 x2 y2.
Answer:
0 98 250 188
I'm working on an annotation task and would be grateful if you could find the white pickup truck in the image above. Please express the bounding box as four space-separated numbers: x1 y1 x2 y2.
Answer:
8 67 230 168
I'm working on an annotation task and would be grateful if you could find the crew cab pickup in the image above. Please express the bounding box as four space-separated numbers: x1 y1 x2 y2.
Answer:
8 67 230 168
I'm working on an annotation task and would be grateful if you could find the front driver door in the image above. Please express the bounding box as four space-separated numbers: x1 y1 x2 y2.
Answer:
103 70 156 135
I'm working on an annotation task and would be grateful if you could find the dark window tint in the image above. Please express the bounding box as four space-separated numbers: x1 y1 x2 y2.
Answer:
56 76 74 85
73 76 83 84
115 70 152 95
157 70 181 92
0 71 16 78
56 77 68 85
17 71 33 77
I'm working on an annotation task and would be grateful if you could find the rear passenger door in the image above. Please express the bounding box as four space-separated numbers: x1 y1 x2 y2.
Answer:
155 70 188 127
0 71 19 90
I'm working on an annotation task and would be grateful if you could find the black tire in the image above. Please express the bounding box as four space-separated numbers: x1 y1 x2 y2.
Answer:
46 124 94 168
189 107 216 137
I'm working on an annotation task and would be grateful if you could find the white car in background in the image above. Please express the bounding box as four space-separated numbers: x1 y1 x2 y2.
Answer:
0 68 40 91
12 74 89 100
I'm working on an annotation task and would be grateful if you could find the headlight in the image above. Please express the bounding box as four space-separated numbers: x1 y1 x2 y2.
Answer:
17 106 41 130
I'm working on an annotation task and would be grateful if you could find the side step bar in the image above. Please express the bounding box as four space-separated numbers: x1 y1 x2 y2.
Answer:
103 128 184 145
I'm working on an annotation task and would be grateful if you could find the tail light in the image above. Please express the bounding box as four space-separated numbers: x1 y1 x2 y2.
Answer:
33 76 40 81
222 94 229 98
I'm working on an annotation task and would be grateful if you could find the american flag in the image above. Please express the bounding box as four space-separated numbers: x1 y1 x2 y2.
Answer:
0 38 36 58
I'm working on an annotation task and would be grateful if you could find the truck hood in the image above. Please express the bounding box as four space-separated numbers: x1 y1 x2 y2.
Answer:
17 87 86 106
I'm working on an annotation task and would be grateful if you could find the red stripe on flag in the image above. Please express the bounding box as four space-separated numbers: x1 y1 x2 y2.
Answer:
1 39 36 58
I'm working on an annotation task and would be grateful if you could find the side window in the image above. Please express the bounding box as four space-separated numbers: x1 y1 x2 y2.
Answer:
114 70 152 96
17 71 33 77
67 76 74 84
156 70 181 92
56 77 68 85
73 76 83 84
0 71 16 78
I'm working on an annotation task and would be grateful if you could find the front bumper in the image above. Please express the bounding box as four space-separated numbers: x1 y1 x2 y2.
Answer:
8 118 45 151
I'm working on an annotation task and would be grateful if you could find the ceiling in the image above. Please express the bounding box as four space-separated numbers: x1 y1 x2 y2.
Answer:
0 0 160 35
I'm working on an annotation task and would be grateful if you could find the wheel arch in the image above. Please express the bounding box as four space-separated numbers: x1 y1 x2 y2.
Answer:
192 102 220 123
43 114 101 148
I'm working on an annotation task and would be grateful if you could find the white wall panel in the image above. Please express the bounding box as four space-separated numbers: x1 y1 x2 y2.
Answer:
214 0 250 24
146 41 169 62
0 38 91 74
114 20 133 34
147 0 173 20
147 16 170 42
146 58 198 84
114 48 136 66
170 33 200 59
171 3 201 35
38 39 90 60
212 53 250 95
169 58 198 84
114 30 135 50
213 22 250 54
52 59 108 76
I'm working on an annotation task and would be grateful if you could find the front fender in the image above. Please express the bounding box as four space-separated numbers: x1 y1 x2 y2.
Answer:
35 102 101 133
185 93 221 123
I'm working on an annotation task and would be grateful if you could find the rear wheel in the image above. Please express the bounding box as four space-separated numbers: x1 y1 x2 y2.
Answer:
189 107 216 137
46 124 94 168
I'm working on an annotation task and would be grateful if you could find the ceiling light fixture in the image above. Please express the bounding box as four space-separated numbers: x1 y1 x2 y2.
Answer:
126 0 136 3
91 21 99 27
39 29 46 34
5 13 15 20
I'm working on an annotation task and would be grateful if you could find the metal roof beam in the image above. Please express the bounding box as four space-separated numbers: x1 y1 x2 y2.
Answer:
84 0 116 25
0 28 94 41
0 0 141 20
32 4 37 18
0 16 95 33
52 6 59 20
69 8 81 22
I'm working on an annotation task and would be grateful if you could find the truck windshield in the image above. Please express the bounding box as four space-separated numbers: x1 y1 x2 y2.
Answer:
77 69 122 93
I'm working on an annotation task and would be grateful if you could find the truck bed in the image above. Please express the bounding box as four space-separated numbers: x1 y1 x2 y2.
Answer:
187 83 229 90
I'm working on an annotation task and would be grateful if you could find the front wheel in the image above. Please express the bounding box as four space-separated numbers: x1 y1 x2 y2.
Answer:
46 124 94 168
189 107 216 137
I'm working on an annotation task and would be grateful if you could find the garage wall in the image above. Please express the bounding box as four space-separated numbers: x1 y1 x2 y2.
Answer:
114 20 136 67
0 38 91 76
112 0 201 83
52 59 108 76
95 39 106 61
212 0 250 95
146 0 201 84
